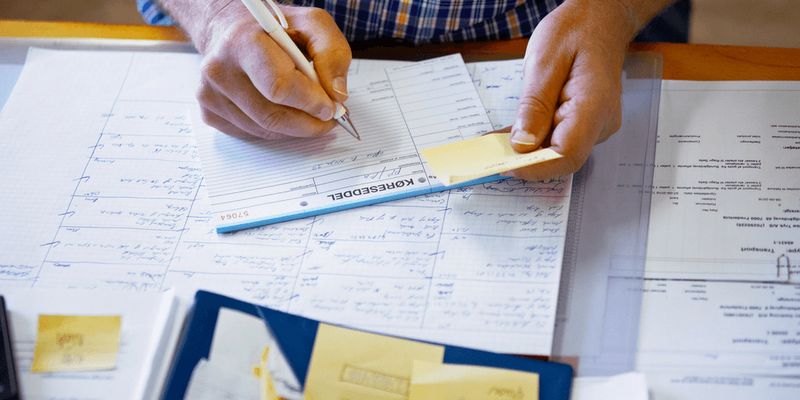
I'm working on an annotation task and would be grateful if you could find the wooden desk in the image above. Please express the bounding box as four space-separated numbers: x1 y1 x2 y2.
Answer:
2 19 799 81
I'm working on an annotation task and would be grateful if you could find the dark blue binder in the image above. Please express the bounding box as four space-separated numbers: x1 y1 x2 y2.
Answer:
161 290 573 400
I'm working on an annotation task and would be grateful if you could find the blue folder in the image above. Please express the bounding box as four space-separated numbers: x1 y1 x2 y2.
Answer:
160 290 574 400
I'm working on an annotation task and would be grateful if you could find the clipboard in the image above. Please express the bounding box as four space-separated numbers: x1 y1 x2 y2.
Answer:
160 290 574 400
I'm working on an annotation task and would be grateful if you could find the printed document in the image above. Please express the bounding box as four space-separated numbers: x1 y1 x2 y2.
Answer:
638 80 800 399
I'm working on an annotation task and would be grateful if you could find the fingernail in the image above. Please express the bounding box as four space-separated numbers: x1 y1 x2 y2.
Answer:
510 130 538 146
320 105 335 121
332 76 348 96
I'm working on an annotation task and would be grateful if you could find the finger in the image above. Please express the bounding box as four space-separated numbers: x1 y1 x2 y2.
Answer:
509 29 573 153
230 19 338 122
199 106 258 140
502 106 593 181
198 77 337 139
287 7 352 104
503 65 621 181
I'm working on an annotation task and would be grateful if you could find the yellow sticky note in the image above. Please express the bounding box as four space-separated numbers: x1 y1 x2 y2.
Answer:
420 133 562 186
31 315 122 373
303 324 445 400
409 360 539 400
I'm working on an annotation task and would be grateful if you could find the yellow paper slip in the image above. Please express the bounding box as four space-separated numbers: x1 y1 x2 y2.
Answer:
303 324 445 400
409 360 539 400
420 133 562 186
253 347 280 400
31 315 122 373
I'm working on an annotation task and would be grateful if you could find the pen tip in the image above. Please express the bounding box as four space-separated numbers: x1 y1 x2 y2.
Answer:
337 114 360 141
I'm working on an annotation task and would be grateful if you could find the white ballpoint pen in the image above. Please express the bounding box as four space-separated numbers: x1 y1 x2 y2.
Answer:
239 0 360 140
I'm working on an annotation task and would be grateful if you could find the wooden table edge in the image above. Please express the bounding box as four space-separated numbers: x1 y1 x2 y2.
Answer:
3 20 799 81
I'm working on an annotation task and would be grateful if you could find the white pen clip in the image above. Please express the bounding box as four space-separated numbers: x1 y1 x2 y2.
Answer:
262 0 288 28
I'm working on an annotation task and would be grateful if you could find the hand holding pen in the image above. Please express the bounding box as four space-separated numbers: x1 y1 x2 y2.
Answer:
240 0 359 139
168 0 356 140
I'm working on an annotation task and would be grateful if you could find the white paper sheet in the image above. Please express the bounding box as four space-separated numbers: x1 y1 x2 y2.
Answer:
183 359 261 400
647 80 800 280
570 372 648 400
206 308 303 400
638 80 800 399
0 48 570 363
1 288 175 400
182 308 303 400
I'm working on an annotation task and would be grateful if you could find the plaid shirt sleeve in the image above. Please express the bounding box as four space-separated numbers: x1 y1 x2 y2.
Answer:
136 0 563 44
281 0 563 44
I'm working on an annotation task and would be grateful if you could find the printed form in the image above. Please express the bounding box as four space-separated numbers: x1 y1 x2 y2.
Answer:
0 46 571 400
195 55 496 231
638 80 800 399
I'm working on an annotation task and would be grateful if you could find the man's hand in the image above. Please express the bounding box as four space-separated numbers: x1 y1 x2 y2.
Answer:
499 0 673 181
161 0 352 140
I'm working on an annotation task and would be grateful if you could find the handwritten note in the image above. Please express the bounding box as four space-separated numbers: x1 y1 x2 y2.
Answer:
421 133 562 185
409 360 539 400
0 48 570 356
31 315 121 372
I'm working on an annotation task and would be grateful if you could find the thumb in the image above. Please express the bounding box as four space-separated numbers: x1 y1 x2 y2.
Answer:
313 46 352 105
510 36 572 154
290 8 352 104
